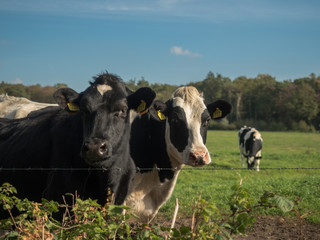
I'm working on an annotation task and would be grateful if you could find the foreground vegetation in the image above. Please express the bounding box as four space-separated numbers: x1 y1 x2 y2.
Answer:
1 180 293 239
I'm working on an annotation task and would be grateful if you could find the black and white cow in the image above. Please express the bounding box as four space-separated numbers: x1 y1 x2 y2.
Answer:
126 86 232 223
0 73 156 215
238 126 263 171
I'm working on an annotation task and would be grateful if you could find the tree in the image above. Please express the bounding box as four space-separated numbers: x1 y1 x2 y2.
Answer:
125 79 137 91
0 82 29 98
137 77 149 88
278 82 318 128
54 83 68 89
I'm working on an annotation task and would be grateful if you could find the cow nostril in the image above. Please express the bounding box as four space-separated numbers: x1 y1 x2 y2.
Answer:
83 142 90 152
99 142 108 155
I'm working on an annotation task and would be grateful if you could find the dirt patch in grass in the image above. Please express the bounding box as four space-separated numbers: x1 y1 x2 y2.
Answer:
154 215 320 240
234 216 320 240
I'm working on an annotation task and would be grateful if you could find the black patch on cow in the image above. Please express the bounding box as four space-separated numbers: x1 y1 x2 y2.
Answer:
130 112 175 182
239 127 252 146
200 110 211 144
245 132 262 157
168 106 189 152
251 138 262 156
245 132 254 154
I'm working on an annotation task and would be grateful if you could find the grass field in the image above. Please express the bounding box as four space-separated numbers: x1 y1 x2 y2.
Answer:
158 131 320 223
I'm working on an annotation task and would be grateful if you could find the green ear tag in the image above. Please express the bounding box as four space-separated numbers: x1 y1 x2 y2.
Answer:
67 102 80 112
212 107 222 119
137 100 146 113
157 110 166 120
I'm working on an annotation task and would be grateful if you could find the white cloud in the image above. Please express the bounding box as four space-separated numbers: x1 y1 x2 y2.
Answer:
170 46 201 58
9 78 23 84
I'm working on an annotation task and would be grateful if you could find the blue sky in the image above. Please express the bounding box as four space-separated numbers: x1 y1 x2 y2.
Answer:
1 0 320 92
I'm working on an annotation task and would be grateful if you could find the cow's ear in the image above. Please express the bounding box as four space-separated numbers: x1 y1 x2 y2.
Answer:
148 100 168 121
127 87 156 114
53 88 80 111
207 100 232 120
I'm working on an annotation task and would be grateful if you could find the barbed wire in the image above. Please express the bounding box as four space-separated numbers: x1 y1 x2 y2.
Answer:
0 167 320 171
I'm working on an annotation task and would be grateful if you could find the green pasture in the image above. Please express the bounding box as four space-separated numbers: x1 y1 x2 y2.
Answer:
159 131 320 223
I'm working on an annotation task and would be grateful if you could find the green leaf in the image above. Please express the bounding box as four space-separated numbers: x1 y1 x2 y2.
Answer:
3 204 11 210
140 229 150 238
5 231 19 239
215 234 226 240
108 204 128 217
273 195 294 213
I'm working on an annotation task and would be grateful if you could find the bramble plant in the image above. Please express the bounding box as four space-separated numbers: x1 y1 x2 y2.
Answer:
165 177 294 240
0 177 294 239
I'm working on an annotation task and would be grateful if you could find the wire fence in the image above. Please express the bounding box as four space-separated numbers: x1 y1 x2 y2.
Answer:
1 167 320 172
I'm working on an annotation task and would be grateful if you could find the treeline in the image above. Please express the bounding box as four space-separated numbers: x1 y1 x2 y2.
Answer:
127 73 320 132
1 72 320 132
0 82 68 103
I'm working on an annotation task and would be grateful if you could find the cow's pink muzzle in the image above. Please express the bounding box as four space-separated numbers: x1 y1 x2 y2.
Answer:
189 150 211 167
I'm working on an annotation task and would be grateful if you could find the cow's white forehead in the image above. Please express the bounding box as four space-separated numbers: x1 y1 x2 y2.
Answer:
97 84 113 96
171 86 206 116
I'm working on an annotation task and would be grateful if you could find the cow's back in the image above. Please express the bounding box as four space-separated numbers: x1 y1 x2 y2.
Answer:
0 109 82 203
0 94 57 119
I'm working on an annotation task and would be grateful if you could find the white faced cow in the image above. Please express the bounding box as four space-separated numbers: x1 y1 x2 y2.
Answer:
238 126 263 171
127 86 232 223
0 94 57 119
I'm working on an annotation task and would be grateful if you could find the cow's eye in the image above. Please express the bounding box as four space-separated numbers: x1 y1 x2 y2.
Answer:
114 108 128 118
202 118 210 127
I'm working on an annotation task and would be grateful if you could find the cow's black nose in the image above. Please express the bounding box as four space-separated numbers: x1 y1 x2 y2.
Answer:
82 139 110 160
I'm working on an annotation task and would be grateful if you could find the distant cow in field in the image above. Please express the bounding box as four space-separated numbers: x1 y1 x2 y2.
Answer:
126 86 232 223
0 94 57 119
0 73 156 216
238 126 263 171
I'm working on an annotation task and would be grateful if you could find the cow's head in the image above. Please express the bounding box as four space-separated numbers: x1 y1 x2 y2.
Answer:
53 73 155 167
150 86 231 167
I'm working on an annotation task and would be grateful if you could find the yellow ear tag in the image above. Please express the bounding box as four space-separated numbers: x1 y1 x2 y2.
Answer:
67 102 80 112
212 107 222 119
137 100 146 113
157 110 166 120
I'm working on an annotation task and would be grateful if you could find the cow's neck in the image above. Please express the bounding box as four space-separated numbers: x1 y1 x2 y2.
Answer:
165 122 185 170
